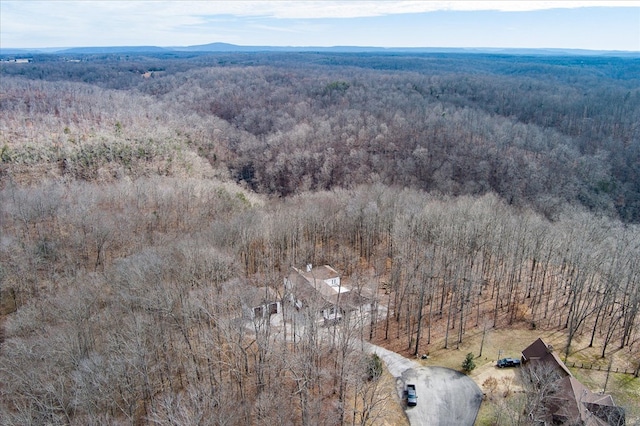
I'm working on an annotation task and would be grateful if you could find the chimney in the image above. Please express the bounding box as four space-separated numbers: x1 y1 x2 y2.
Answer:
306 264 312 272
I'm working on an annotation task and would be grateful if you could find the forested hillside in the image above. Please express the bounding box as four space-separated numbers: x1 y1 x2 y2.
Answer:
1 52 639 424
3 52 639 221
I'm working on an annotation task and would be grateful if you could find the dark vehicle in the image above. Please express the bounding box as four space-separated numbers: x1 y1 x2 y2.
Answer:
497 358 521 368
405 384 417 406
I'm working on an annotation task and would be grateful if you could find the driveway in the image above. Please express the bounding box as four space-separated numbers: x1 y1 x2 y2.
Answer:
368 344 483 426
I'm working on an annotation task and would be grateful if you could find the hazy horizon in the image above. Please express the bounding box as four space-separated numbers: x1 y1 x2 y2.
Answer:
1 1 639 51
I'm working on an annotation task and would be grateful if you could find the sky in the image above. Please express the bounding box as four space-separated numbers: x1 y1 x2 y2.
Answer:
1 1 639 51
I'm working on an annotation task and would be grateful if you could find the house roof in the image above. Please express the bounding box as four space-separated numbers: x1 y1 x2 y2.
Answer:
551 376 624 426
287 265 368 310
521 337 572 377
297 265 340 282
522 338 624 426
292 265 346 300
522 337 550 361
243 286 279 308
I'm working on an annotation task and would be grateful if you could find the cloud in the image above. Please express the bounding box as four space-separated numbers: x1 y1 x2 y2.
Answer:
4 1 638 24
157 1 639 19
1 1 638 48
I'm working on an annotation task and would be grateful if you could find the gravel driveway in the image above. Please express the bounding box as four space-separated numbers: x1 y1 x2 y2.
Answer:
368 344 483 426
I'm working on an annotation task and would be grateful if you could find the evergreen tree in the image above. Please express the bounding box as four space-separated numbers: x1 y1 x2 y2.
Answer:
462 353 476 373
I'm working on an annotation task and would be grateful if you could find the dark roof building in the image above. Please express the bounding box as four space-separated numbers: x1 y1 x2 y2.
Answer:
521 338 625 426
522 337 572 377
549 376 625 426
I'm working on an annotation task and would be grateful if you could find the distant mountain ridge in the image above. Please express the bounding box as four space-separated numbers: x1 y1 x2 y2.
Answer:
60 46 170 54
2 42 638 57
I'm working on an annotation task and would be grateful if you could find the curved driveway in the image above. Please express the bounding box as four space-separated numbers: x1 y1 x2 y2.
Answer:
368 344 483 426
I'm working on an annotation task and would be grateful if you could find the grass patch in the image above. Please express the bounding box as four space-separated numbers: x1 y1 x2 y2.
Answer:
474 402 496 426
414 324 567 372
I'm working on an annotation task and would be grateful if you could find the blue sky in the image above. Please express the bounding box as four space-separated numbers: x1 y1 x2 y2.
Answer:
1 1 639 51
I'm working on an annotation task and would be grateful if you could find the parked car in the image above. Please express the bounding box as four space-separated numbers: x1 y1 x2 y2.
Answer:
405 383 417 406
497 358 521 368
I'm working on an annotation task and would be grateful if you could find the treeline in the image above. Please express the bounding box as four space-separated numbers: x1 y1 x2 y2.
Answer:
1 180 639 424
2 52 639 221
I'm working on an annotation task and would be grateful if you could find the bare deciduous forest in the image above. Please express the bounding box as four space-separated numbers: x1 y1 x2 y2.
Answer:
1 51 639 425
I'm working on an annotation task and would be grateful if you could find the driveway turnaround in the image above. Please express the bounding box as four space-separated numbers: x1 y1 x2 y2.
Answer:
367 344 483 426
401 366 483 426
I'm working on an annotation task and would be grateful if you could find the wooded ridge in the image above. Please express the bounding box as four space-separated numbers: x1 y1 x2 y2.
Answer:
2 52 639 222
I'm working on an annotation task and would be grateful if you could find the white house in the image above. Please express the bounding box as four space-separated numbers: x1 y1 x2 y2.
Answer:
284 264 370 325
